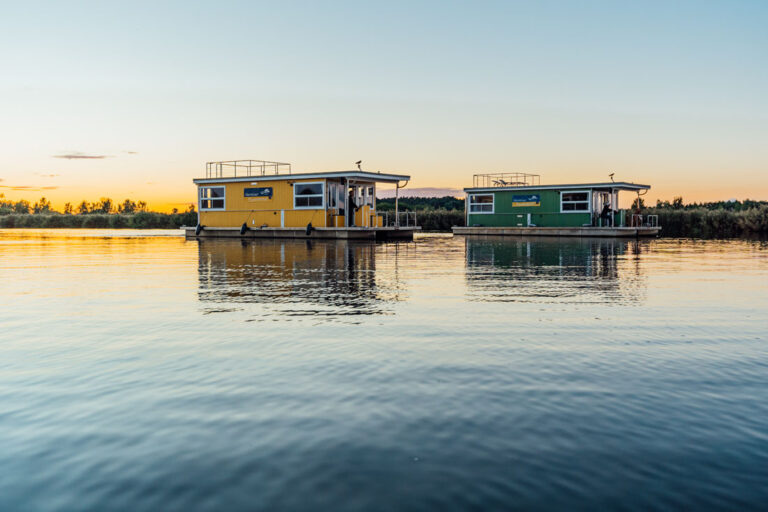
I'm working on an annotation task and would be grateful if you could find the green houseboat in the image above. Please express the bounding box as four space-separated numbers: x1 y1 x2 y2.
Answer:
452 172 660 237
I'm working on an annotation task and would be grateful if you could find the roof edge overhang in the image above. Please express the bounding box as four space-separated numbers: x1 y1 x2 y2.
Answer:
194 171 410 185
463 182 651 193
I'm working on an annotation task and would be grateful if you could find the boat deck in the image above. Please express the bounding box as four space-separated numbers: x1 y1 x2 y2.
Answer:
185 226 420 240
452 226 661 238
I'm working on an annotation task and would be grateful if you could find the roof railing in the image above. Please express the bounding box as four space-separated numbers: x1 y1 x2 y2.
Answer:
473 172 540 188
205 160 292 179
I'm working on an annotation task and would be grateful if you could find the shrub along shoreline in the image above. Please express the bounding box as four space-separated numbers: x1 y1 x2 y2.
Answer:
643 205 768 238
380 204 768 237
1 196 767 238
2 207 767 237
0 211 198 229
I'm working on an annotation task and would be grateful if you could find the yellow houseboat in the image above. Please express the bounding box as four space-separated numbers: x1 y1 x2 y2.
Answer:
185 160 420 240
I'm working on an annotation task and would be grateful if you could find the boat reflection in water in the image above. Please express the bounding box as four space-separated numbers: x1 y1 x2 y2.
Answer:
464 236 649 304
197 239 403 320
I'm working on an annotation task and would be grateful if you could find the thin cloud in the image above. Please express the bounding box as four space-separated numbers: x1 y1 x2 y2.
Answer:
124 150 138 155
0 185 59 191
35 173 59 178
53 152 111 160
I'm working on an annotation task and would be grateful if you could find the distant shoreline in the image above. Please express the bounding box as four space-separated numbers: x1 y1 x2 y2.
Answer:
2 202 767 238
0 212 197 230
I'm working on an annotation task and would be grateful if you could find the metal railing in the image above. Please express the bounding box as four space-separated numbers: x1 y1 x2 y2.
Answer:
381 211 418 228
473 172 540 188
205 160 291 179
631 214 659 228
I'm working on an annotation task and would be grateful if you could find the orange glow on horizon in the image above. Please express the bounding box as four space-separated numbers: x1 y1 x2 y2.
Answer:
1 177 765 214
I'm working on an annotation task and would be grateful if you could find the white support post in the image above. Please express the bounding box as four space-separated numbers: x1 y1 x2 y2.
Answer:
465 193 468 226
345 177 349 228
395 182 400 228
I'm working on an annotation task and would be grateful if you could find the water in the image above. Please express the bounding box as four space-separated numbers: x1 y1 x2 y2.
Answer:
1 229 767 511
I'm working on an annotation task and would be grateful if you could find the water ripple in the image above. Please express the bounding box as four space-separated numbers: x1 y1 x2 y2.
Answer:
0 232 767 510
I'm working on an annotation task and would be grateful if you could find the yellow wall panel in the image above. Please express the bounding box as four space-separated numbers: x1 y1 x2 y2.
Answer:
198 178 328 228
197 178 380 229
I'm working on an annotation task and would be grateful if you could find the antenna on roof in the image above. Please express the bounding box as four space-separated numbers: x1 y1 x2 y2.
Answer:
356 160 362 171
609 172 615 182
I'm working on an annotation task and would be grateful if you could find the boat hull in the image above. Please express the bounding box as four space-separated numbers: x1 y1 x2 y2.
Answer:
452 226 660 238
185 226 419 241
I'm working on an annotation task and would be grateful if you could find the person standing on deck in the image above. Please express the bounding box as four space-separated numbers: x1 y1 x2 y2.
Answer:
600 202 613 227
348 190 358 227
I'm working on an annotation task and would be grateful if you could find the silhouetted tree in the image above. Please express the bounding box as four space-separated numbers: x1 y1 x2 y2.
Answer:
33 197 53 214
118 199 137 214
0 194 12 214
14 200 31 214
93 198 113 214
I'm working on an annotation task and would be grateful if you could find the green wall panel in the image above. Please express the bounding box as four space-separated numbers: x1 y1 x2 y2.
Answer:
467 189 592 228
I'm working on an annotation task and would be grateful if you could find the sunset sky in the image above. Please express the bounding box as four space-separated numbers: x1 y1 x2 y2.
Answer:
1 1 766 212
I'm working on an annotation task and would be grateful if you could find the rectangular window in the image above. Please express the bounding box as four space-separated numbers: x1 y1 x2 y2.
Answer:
294 181 324 209
469 194 494 213
561 190 590 212
199 186 225 210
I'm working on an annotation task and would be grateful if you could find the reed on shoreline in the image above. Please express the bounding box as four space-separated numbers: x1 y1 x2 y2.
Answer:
645 205 768 238
0 211 198 229
2 195 767 238
3 207 767 237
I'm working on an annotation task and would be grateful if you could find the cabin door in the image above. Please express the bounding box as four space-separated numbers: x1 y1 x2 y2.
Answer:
593 191 613 226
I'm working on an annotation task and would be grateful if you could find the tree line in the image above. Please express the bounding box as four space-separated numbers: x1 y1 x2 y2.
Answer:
376 196 464 212
0 195 195 215
2 193 766 236
631 196 768 212
0 195 197 229
379 196 768 237
376 195 768 214
629 196 768 238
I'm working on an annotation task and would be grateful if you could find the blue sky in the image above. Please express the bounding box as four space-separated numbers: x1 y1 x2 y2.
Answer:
1 0 766 209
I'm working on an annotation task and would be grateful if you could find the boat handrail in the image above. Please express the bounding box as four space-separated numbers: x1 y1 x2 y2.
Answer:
381 211 418 228
473 172 541 188
205 160 292 179
631 214 659 228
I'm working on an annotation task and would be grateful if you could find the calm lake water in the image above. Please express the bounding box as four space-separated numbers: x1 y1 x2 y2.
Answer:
1 229 767 511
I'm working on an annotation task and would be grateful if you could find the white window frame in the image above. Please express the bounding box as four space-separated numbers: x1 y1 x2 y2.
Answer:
327 182 337 208
293 181 325 210
199 186 226 211
560 189 591 213
364 185 375 207
469 193 494 214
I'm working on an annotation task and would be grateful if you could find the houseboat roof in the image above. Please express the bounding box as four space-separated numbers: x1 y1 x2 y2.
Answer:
194 170 410 185
464 181 650 193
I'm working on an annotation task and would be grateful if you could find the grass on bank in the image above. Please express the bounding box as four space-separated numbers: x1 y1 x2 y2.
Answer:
0 211 198 229
0 196 197 229
645 205 768 238
2 194 767 237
